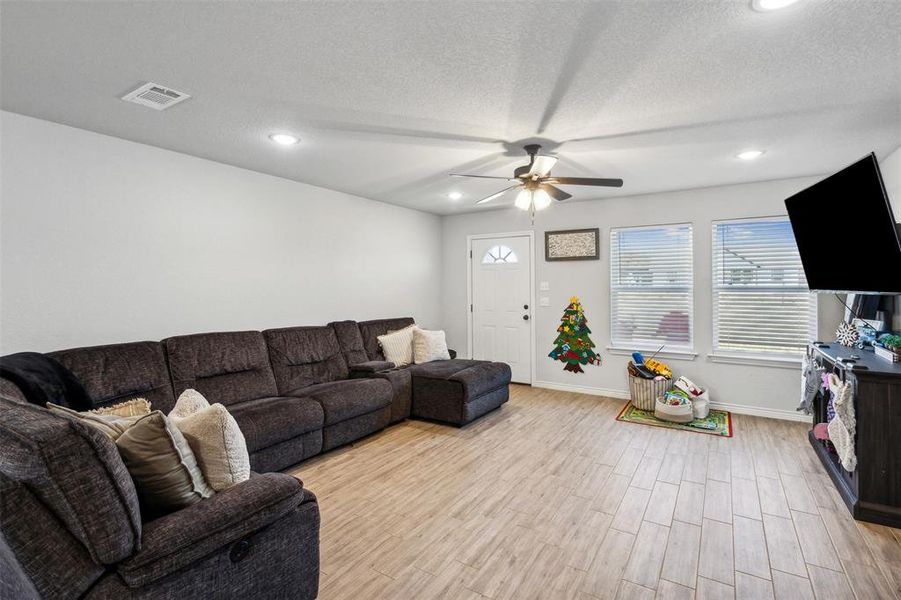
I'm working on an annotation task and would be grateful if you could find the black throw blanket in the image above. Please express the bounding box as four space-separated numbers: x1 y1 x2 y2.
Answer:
0 352 92 410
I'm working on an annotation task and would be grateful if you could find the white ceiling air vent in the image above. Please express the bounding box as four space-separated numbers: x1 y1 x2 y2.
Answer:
121 82 190 110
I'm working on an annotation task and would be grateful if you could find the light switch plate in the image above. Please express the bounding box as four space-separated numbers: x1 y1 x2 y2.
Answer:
539 296 550 307
539 281 550 291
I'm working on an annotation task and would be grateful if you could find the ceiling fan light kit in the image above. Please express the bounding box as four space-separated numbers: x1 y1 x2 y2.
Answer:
453 144 623 214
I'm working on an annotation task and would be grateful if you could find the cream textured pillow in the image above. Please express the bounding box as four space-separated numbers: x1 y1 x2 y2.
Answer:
170 388 210 419
378 325 417 366
169 389 250 492
412 328 451 364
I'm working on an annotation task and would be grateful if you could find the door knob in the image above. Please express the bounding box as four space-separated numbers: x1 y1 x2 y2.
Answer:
523 304 529 309
523 315 530 321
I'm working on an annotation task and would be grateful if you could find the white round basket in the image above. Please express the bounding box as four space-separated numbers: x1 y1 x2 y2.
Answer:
654 396 694 423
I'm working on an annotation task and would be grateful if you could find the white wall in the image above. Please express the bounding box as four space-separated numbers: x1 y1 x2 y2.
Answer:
442 178 846 420
881 144 901 218
878 145 901 331
0 112 443 353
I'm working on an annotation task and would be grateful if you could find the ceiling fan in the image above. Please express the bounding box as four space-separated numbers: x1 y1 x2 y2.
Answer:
450 144 623 213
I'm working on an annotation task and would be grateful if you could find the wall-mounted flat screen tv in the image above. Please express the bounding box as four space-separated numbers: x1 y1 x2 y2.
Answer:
784 153 901 294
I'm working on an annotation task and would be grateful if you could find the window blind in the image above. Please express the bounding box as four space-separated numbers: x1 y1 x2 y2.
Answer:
610 224 693 351
712 218 816 357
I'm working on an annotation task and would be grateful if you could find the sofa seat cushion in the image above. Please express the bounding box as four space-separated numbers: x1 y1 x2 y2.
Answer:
227 397 324 453
294 379 392 426
406 358 482 378
116 473 309 587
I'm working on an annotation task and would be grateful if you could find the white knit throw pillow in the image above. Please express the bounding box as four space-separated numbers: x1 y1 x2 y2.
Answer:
412 328 451 364
377 325 417 366
169 389 250 491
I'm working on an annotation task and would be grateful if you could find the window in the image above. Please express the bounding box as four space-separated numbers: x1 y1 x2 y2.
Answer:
610 224 693 351
482 245 518 264
712 218 816 357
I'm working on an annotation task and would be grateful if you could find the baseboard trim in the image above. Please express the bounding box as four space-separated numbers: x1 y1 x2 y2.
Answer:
531 380 811 423
707 401 811 423
532 380 630 400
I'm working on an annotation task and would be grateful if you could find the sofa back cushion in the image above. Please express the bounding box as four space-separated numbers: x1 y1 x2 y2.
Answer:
328 320 369 366
264 326 349 395
357 317 415 361
164 331 278 406
49 342 176 413
1 479 105 599
0 394 142 567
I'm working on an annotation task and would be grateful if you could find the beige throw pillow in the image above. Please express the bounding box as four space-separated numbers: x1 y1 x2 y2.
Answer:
412 328 451 364
116 411 215 516
169 389 250 492
378 325 417 366
88 398 152 417
47 402 145 439
47 402 215 517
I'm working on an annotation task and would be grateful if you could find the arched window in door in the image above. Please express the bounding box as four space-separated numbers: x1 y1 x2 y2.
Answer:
482 245 518 264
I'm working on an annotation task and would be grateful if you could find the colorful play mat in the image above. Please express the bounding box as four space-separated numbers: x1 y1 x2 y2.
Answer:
616 402 733 437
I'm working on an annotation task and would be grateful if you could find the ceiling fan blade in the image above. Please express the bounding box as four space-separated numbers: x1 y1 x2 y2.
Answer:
528 155 558 178
540 184 572 202
547 177 623 187
450 173 516 180
475 184 520 205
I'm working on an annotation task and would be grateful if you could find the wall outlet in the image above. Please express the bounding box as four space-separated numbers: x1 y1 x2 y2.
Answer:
539 296 550 307
539 281 550 291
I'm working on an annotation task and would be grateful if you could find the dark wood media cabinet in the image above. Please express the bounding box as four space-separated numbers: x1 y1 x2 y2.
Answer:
808 343 901 528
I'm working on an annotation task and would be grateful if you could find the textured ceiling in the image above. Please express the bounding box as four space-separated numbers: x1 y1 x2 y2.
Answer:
2 1 900 215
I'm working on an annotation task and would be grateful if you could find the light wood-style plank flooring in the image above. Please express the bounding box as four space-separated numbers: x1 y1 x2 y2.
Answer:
290 384 901 599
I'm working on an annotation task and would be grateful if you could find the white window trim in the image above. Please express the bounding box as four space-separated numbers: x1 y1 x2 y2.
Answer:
710 216 817 361
606 346 698 361
706 352 803 369
609 222 695 352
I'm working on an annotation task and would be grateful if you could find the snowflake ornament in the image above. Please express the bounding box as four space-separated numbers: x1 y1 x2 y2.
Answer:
835 321 859 347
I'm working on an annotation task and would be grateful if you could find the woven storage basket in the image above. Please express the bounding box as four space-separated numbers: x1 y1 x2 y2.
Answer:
628 370 671 411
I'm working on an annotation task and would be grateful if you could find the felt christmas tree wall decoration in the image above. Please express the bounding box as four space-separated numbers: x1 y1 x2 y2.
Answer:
549 296 601 373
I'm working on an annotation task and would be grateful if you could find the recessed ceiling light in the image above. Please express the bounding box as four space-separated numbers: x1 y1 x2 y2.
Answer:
751 0 800 11
269 133 300 146
737 149 765 160
447 191 463 200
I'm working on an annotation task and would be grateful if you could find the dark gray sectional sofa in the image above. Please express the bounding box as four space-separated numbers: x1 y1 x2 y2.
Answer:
44 317 510 473
0 316 511 599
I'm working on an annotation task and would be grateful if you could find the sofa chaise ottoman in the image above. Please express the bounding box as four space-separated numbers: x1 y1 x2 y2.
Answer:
352 317 512 426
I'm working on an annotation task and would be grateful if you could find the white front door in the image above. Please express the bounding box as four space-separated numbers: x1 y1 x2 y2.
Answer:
471 235 532 384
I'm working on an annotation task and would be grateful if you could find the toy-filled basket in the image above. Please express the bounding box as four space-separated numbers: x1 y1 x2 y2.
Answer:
627 362 671 411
